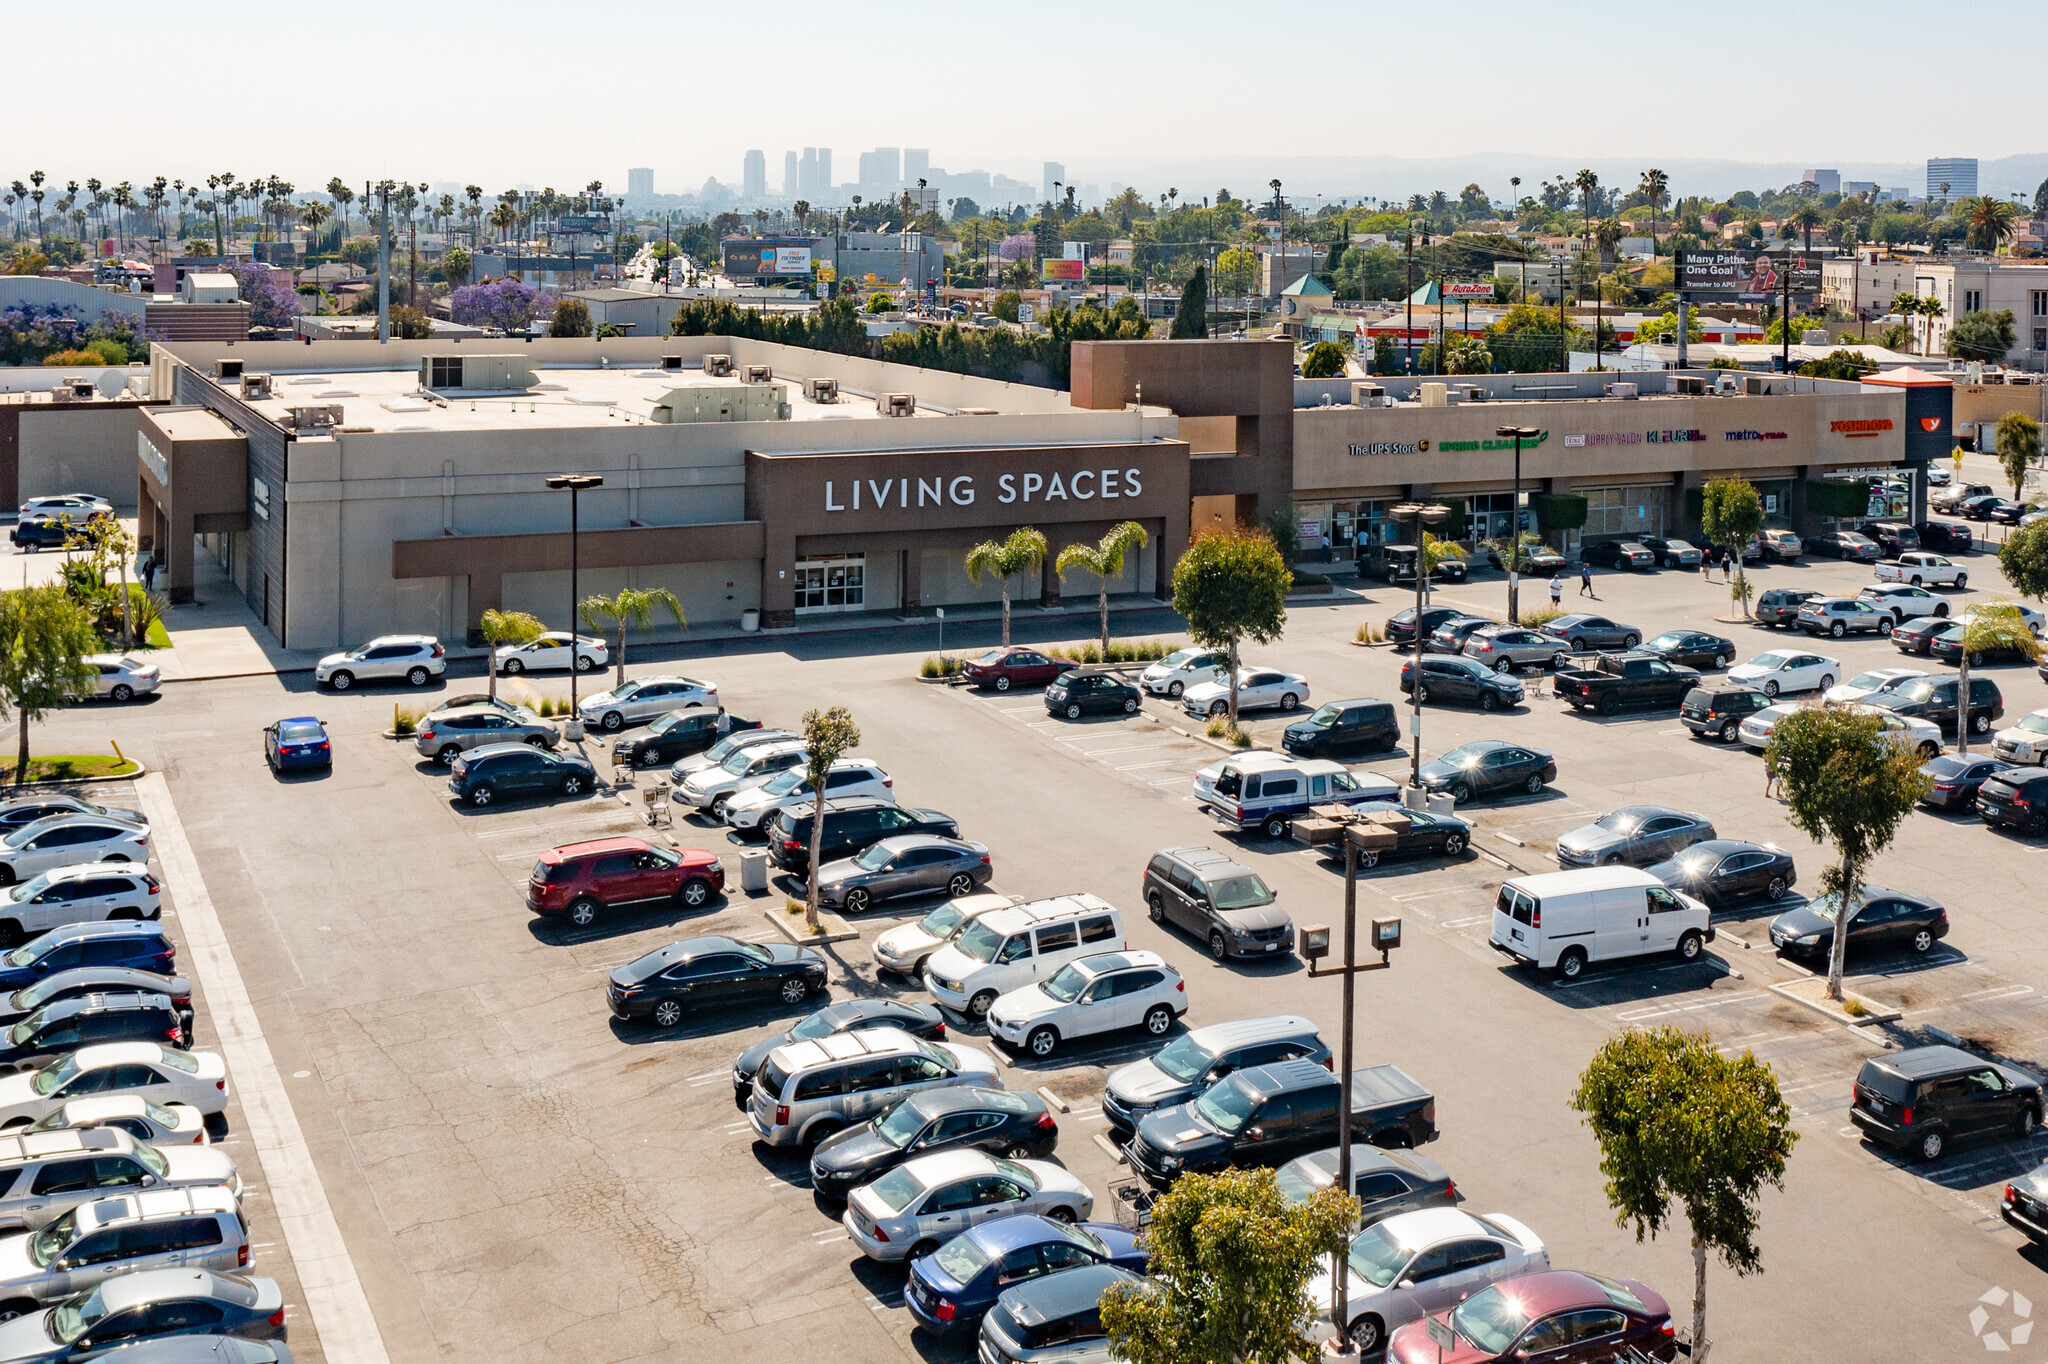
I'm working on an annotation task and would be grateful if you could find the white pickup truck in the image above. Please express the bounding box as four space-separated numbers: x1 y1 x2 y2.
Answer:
1873 551 1969 588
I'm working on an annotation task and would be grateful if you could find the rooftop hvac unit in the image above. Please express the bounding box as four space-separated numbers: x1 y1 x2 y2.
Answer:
418 354 538 393
877 392 916 417
741 364 773 384
1802 329 1831 347
50 378 95 402
1349 381 1387 408
1669 375 1706 395
660 355 685 371
802 377 839 404
1458 385 1487 402
702 353 734 377
650 382 790 424
1605 381 1638 399
239 373 273 400
1744 375 1770 395
212 358 244 381
285 405 343 433
1419 382 1448 408
1715 374 1741 396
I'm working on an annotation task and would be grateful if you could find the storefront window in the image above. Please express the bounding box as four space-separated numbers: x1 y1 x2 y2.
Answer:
795 555 865 613
1463 492 1525 545
1581 487 1667 540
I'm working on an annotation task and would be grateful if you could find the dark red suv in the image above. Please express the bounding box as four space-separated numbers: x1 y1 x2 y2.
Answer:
528 836 724 926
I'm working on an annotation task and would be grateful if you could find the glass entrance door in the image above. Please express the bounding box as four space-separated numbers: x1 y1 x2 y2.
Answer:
794 555 866 614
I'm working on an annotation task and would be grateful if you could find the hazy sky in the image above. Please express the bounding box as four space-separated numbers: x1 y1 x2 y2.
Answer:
8 0 2042 194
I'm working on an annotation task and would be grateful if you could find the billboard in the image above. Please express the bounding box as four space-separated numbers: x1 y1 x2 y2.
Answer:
1444 282 1494 299
1041 258 1085 282
721 238 817 276
557 215 611 234
1674 249 1820 301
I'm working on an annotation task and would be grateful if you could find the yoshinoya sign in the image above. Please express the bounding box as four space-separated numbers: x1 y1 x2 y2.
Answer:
823 467 1146 511
1831 418 1893 437
1674 249 1820 301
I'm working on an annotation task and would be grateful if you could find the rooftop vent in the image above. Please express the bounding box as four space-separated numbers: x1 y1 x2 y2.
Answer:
741 364 773 384
802 377 839 404
1669 375 1706 395
1744 375 1771 396
1349 381 1387 408
660 355 685 371
702 353 734 377
877 393 916 417
239 373 273 401
419 354 538 393
1715 374 1741 396
285 405 343 433
1604 381 1638 399
213 358 244 381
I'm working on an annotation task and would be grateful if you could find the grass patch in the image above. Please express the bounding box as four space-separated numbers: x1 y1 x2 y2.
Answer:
785 896 806 916
7 755 140 783
920 654 963 678
1231 727 1253 747
393 705 424 737
1058 639 1175 665
1354 621 1384 644
1518 605 1564 630
1842 998 1868 1017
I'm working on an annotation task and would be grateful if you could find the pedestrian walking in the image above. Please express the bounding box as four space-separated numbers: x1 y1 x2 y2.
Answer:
1579 561 1595 597
1764 752 1782 800
1700 553 1712 582
1722 550 1733 583
1548 574 1563 608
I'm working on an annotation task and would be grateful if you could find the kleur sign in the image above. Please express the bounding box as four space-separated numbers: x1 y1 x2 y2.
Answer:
1645 429 1706 443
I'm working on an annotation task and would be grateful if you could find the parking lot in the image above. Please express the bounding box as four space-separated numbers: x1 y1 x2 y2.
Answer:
50 455 2048 1364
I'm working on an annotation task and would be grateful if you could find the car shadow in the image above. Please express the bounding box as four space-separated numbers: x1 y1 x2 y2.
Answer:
445 788 600 817
991 1022 1189 1075
266 765 333 783
525 896 728 946
746 1141 816 1190
1492 954 1733 1009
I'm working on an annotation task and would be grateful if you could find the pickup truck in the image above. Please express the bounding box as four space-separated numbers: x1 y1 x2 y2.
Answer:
1874 551 1969 588
1192 752 1401 840
1553 652 1702 714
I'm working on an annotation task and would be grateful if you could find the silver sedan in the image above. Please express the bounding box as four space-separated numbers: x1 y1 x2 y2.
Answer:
815 836 993 914
1556 806 1716 868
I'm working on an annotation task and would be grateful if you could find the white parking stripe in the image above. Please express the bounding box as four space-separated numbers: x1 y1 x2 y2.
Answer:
134 774 390 1364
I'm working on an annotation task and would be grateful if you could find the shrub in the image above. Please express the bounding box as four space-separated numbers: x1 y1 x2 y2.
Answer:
1518 605 1564 630
1842 998 1867 1017
785 896 805 916
920 655 962 678
867 291 896 315
1231 727 1253 747
393 706 423 736
1289 569 1329 589
1354 621 1384 644
1206 715 1230 739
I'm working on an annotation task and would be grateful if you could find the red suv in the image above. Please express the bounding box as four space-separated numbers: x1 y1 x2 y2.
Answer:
528 837 724 926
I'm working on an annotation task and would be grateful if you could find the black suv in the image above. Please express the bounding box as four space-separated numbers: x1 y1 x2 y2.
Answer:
1142 846 1293 960
1282 699 1398 758
448 743 597 807
1916 521 1974 554
1755 589 1817 628
766 798 961 875
1865 522 1920 555
1852 1045 2043 1162
1384 607 1470 647
0 991 184 1070
1679 686 1772 742
1978 768 2048 838
612 710 758 768
1867 675 2002 736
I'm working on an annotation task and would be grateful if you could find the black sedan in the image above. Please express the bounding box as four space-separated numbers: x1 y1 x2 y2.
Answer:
1645 840 1797 908
1931 626 2033 667
1891 615 1953 657
1916 521 1975 554
1317 802 1471 867
1954 494 2002 521
1045 671 1142 718
1583 540 1655 570
0 966 192 1031
1384 606 1472 647
1416 740 1556 804
1769 888 1948 961
612 709 758 767
1399 656 1525 710
1640 630 1737 670
1990 500 2032 525
731 999 946 1107
808 1086 1057 1199
8 518 76 552
1920 754 2014 812
605 935 826 1027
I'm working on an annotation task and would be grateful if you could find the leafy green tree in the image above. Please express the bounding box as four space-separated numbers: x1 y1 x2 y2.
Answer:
866 290 895 315
388 305 433 340
547 297 592 338
1372 334 1399 375
1099 1168 1354 1364
799 706 859 931
964 528 1048 646
1056 522 1149 657
1700 479 1764 616
1955 602 2043 756
1572 1025 1798 1364
1947 308 2017 362
1171 528 1289 726
1214 246 1257 303
479 608 545 703
441 245 472 288
0 587 98 785
1997 412 2042 502
1766 707 1928 999
1170 264 1208 339
1299 340 1346 378
990 290 1021 323
1797 349 1875 380
1998 521 2048 601
66 516 136 648
577 588 686 687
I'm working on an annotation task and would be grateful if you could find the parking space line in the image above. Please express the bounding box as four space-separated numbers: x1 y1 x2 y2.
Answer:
134 774 390 1364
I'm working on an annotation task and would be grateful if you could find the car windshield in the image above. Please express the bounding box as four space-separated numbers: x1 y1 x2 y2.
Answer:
1 824 47 850
1041 964 1090 1003
129 1141 167 1176
789 1012 841 1042
1674 850 1717 878
8 1017 39 1045
1441 745 1488 769
3 935 54 967
648 713 683 735
2021 715 2048 735
611 681 643 699
1344 1224 1411 1288
1194 1079 1257 1134
1593 811 1643 833
933 1234 991 1284
952 919 1005 963
1449 1284 1532 1355
1160 648 1204 667
759 770 805 797
971 651 1005 665
1846 672 1895 691
1896 680 1937 702
28 1208 78 1267
852 843 895 871
48 1288 105 1343
1149 1034 1217 1084
720 750 758 775
1209 874 1276 911
1750 652 1793 670
1274 1158 1331 1205
30 1055 77 1095
915 903 969 939
1302 704 1341 729
1804 891 1865 923
873 1099 926 1149
6 874 54 904
703 734 755 762
991 1157 1035 1188
1665 540 1695 552
868 1166 926 1213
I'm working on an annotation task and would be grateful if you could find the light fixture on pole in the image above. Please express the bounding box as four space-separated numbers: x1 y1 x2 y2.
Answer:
1496 427 1540 624
545 474 604 741
1390 502 1449 791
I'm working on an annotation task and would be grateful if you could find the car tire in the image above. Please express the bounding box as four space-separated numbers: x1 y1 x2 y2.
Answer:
110 683 133 702
2020 1106 2041 1140
709 795 730 817
1596 693 1620 717
1144 1005 1174 1036
1280 693 1299 711
567 896 600 928
1443 832 1468 856
502 658 524 675
1766 875 1788 900
1167 680 1184 698
561 774 587 797
1909 575 1922 587
1919 741 1940 759
1027 1026 1058 1058
1878 619 1894 637
1720 720 1740 743
968 991 997 1019
406 666 431 687
0 1299 38 1324
779 977 809 1005
1357 850 1380 869
1347 1316 1386 1355
1676 930 1704 963
328 670 354 691
843 888 871 914
1911 928 1935 953
1122 697 1139 715
1622 634 1639 648
600 711 623 732
1763 679 1780 697
1493 656 1514 673
468 784 493 807
907 1238 939 1261
1971 711 1993 735
1415 684 1430 703
525 735 548 748
1450 782 1473 805
1208 931 1229 961
1148 891 1168 924
803 1120 842 1151
1916 1127 1947 1162
1551 653 1570 670
679 879 712 909
1956 573 1968 589
1480 690 1499 712
1557 946 1587 980
946 873 976 898
993 675 1012 692
1261 814 1288 840
1830 621 1846 638
1004 1142 1036 1159
1044 1206 1076 1224
1713 654 1730 670
1570 637 1587 652
1208 700 1228 717
437 744 463 766
651 999 684 1028
575 654 597 673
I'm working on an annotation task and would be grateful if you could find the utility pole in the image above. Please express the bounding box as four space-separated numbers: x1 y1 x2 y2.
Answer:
1499 427 1538 624
1404 226 1415 375
1394 501 1449 789
1781 252 1792 374
371 180 390 344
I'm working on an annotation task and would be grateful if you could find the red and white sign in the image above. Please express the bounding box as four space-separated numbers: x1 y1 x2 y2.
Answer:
1444 282 1494 299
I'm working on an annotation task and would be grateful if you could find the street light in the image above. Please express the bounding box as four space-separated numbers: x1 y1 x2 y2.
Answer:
1496 426 1540 624
545 473 604 740
1391 501 1450 790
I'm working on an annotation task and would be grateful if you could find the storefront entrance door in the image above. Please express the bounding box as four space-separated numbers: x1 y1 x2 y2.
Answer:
794 555 866 614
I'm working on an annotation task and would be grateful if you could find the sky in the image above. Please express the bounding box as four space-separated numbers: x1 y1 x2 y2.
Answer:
7 0 2045 199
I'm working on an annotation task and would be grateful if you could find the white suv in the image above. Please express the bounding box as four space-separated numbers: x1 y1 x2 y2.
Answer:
577 675 717 732
922 894 1126 1019
723 760 893 832
0 817 150 884
1139 647 1230 699
315 635 446 690
1994 709 2048 765
0 864 159 944
986 950 1187 1058
677 741 808 813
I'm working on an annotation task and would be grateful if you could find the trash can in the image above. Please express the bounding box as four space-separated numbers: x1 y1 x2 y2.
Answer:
740 608 761 633
740 851 769 893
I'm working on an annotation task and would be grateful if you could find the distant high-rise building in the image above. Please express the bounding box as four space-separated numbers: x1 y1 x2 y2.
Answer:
626 168 654 200
817 149 832 198
798 149 818 200
783 152 799 198
1927 157 1977 201
1043 162 1065 203
1843 180 1878 197
904 149 930 183
1801 168 1840 195
742 149 767 200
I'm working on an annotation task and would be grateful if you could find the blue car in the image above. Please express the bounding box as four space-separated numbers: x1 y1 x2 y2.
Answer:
0 919 175 991
265 716 332 772
905 1214 1147 1338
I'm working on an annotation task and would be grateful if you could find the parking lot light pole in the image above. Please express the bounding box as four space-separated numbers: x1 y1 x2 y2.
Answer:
546 474 605 741
1497 427 1540 625
1300 861 1400 1355
1391 502 1450 790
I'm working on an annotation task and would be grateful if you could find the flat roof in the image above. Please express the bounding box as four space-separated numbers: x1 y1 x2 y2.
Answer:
146 406 242 441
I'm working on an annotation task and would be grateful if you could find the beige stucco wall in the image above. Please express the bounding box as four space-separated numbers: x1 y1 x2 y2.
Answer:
19 405 142 507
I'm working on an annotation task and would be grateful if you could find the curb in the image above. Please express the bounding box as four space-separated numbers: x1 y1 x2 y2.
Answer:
1767 977 1900 1026
1168 724 1258 755
760 908 859 946
7 763 147 786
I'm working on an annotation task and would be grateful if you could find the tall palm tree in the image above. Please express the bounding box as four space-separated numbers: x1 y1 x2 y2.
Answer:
1962 195 2019 253
578 588 687 688
298 202 331 259
478 609 545 703
1055 522 1150 656
26 171 43 240
1917 295 1946 354
1791 204 1822 253
964 527 1049 646
326 178 353 239
464 185 483 250
1637 169 1669 254
1574 168 1601 240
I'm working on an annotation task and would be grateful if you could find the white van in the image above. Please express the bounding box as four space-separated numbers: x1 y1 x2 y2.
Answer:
1488 866 1713 980
921 894 1127 1019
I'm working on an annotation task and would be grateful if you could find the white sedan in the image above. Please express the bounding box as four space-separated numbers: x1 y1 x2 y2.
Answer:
1307 1208 1549 1355
18 496 110 521
723 760 893 832
21 1095 209 1145
986 951 1186 1058
0 1044 229 1127
1737 702 1807 752
872 893 1016 976
1857 585 1949 622
1727 649 1838 698
0 817 150 885
1824 668 1926 705
578 675 717 732
1179 669 1310 718
84 655 159 703
493 632 607 675
842 1149 1094 1262
1842 703 1944 758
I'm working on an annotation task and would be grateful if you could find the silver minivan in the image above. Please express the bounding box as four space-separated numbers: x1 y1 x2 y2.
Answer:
0 1185 248 1315
747 1026 1000 1149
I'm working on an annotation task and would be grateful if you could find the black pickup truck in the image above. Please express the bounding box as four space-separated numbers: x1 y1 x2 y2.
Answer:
1125 1058 1437 1189
1553 653 1702 715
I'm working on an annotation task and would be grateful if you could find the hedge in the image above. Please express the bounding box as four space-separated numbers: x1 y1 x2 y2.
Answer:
1804 478 1872 519
1532 492 1589 532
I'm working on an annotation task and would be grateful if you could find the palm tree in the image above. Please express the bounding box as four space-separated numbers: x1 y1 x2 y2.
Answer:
1574 168 1601 240
478 609 545 703
1961 195 2019 253
1917 295 1945 354
27 171 43 240
578 588 687 688
1056 522 1150 656
1955 604 2042 755
297 202 331 259
1790 205 1822 253
464 185 483 250
1637 169 1669 255
964 528 1049 646
1593 217 1625 265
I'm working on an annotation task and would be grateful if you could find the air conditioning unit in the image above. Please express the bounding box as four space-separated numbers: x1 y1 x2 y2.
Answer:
239 373 273 400
802 377 839 403
1419 382 1448 408
213 358 244 381
702 353 734 377
1349 381 1387 408
1744 375 1770 395
1714 374 1741 396
1605 381 1638 399
286 404 343 433
741 364 773 384
877 392 916 417
49 378 94 403
660 354 685 371
1669 375 1705 395
1459 385 1487 402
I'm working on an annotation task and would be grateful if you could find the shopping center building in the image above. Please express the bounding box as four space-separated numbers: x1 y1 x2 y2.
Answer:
133 335 1940 651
